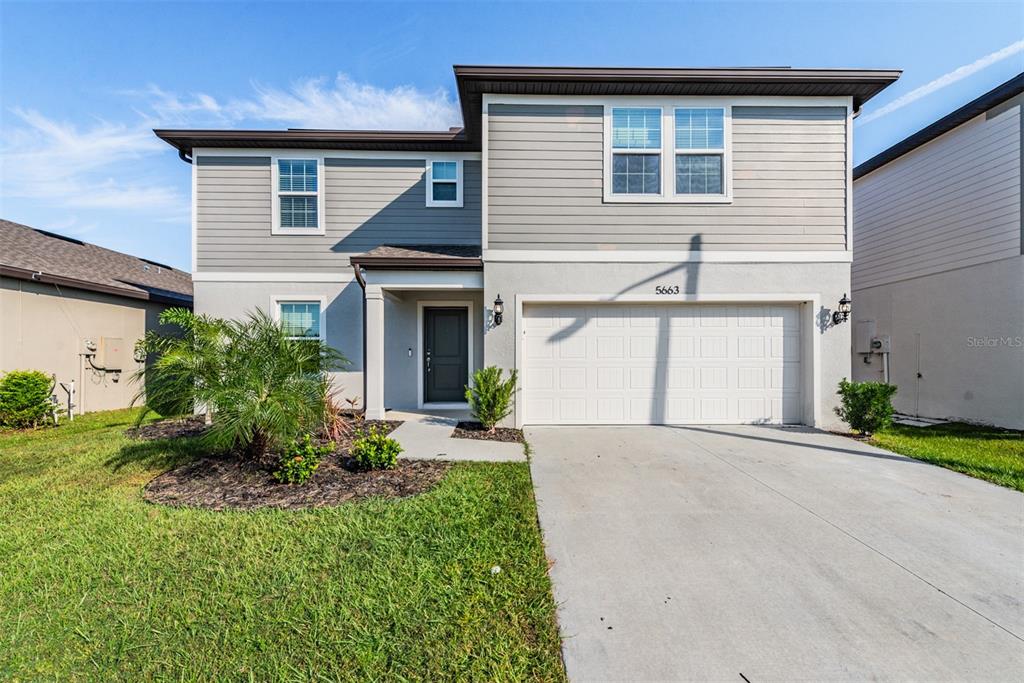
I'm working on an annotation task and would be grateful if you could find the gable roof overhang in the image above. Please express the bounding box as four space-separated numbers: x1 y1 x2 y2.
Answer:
854 72 1024 180
156 65 901 157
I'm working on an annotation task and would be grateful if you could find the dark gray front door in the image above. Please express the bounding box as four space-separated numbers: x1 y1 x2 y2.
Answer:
424 307 468 403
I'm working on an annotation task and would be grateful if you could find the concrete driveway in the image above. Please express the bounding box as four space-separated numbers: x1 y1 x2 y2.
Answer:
527 425 1024 681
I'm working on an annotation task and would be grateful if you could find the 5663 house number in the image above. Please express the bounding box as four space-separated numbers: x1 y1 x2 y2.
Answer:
654 285 681 295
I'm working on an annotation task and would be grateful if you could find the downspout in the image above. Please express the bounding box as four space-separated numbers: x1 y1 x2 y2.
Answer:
352 263 368 413
178 149 193 164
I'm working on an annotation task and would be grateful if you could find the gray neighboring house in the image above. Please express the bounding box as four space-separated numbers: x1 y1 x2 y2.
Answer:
156 65 900 429
0 219 193 414
852 74 1024 429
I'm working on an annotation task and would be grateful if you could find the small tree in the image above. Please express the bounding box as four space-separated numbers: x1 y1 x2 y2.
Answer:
835 378 898 435
133 308 348 461
465 366 517 433
0 370 55 429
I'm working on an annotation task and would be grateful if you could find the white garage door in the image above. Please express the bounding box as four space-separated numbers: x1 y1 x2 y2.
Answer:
522 303 803 425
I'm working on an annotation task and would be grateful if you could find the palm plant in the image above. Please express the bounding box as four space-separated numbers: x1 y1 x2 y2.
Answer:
133 308 348 461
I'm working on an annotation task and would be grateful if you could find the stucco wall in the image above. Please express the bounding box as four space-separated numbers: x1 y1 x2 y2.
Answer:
382 290 485 410
193 278 365 405
0 277 172 414
851 256 1024 429
483 261 852 429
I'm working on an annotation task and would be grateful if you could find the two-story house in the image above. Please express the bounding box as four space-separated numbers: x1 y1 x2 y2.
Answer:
156 65 899 428
851 74 1023 429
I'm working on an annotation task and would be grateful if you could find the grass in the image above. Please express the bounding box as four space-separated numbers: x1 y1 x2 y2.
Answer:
871 422 1024 492
0 410 565 682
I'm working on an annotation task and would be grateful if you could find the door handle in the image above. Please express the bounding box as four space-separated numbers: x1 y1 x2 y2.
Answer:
426 350 431 372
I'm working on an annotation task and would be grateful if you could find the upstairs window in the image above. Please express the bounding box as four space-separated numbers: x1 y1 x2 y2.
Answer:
274 158 322 233
611 108 662 195
426 159 463 207
277 300 323 340
674 108 725 195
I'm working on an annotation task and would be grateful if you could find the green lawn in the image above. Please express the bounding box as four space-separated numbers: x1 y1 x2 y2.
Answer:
871 422 1024 492
0 410 565 682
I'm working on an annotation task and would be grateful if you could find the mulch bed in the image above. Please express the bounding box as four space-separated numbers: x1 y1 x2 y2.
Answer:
126 416 208 441
138 415 439 511
143 456 449 511
452 421 525 443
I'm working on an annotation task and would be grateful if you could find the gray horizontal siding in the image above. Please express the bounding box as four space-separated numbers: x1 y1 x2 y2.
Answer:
195 157 480 272
486 104 848 251
853 105 1021 290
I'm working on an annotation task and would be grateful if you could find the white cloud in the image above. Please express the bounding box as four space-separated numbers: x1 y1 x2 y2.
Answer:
1 74 460 229
0 108 184 213
859 40 1024 125
137 74 461 130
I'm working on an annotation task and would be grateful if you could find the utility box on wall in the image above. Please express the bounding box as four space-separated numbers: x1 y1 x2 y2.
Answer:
855 320 877 354
97 337 127 370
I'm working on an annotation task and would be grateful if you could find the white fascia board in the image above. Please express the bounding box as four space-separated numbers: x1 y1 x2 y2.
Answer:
193 272 354 283
193 147 481 161
361 269 483 289
482 250 853 263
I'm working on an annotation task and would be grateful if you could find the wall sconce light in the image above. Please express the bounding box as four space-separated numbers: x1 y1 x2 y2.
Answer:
493 294 504 326
832 293 851 325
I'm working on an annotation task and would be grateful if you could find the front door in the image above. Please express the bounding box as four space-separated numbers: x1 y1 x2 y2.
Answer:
424 307 469 404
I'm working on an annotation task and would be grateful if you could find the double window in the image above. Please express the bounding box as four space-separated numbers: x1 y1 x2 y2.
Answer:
607 105 730 202
273 158 323 234
426 159 463 207
275 299 324 340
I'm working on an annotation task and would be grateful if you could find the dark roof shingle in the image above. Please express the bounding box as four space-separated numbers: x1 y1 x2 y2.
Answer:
0 219 193 304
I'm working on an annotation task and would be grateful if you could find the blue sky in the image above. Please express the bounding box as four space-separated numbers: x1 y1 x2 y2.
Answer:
1 1 1021 271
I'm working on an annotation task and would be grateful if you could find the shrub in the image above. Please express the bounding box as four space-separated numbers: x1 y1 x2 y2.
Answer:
133 308 348 460
350 426 402 470
465 366 518 433
273 434 333 485
835 378 898 435
0 370 56 429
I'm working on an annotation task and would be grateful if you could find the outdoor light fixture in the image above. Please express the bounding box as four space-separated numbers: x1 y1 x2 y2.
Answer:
493 294 504 326
833 293 852 325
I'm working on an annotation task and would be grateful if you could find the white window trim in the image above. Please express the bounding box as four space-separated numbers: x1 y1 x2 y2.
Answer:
603 102 733 204
270 295 327 341
271 154 326 235
425 157 463 208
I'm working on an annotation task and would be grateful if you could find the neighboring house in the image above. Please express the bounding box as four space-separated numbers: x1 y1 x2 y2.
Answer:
852 74 1024 429
0 220 193 415
156 65 899 429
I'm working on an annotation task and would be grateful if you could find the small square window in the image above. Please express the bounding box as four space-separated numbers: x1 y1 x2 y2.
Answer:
675 109 724 150
676 154 723 195
612 153 661 195
279 301 321 339
426 160 462 207
612 108 662 149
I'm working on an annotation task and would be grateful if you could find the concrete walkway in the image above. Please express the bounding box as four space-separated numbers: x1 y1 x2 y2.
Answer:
528 425 1024 682
387 409 525 462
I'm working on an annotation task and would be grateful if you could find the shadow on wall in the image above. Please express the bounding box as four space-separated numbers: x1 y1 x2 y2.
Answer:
327 159 481 255
544 235 704 424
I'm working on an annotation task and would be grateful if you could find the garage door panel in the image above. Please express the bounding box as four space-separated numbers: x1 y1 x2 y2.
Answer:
522 303 804 425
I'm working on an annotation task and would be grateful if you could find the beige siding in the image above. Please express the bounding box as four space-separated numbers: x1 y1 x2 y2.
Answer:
486 104 849 251
195 157 481 272
1 277 172 413
853 105 1022 290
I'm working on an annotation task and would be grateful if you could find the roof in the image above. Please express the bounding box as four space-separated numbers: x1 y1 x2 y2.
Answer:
157 64 901 156
453 65 902 142
155 127 475 155
0 219 193 305
854 72 1024 180
349 244 482 270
